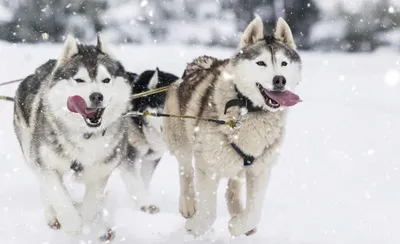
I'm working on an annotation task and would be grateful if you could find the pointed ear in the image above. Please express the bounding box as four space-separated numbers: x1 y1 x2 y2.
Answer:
56 34 78 68
274 17 296 49
239 16 264 49
148 68 159 90
97 33 116 58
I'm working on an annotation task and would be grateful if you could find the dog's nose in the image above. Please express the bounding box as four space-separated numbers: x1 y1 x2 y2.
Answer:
89 92 103 106
273 75 286 90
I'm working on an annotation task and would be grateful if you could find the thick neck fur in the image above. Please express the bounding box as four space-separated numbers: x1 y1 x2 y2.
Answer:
212 61 287 157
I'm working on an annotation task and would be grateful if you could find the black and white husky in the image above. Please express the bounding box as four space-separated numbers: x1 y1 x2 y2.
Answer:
13 35 177 240
163 17 302 237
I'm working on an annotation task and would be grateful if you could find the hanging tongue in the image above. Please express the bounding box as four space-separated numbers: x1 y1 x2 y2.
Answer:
263 89 302 106
67 95 97 118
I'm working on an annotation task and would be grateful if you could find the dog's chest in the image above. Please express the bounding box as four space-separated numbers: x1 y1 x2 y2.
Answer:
229 112 285 157
42 132 123 177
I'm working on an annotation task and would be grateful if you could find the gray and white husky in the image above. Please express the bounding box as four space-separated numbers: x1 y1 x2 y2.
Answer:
12 35 170 239
163 17 302 237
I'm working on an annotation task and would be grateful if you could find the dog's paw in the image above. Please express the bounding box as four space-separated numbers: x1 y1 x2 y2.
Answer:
185 216 213 237
179 195 196 218
99 228 116 242
60 213 83 234
140 204 160 214
228 214 258 237
48 218 61 230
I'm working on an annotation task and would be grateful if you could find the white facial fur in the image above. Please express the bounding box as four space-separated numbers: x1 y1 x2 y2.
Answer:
233 17 301 112
46 65 131 133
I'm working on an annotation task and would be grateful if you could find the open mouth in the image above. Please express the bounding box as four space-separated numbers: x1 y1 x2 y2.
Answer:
256 83 280 108
256 83 302 109
83 108 105 127
67 95 105 128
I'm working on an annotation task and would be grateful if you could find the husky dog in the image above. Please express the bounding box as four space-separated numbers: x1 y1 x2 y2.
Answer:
163 17 302 237
12 35 159 240
130 68 178 193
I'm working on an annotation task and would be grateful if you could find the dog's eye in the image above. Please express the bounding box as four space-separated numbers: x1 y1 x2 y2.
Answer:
75 79 85 83
256 61 266 66
102 78 111 84
281 61 288 67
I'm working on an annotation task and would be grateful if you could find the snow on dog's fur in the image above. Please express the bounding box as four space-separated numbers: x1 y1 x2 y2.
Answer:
12 35 165 240
163 17 302 237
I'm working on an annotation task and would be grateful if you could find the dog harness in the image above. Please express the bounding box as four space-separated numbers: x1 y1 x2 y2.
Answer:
225 87 262 167
231 142 255 166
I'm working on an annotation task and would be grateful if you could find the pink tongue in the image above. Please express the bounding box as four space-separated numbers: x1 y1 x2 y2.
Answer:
67 96 96 118
264 90 302 106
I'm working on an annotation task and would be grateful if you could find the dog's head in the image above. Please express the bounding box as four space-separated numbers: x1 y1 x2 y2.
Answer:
46 35 131 132
232 17 302 112
131 68 178 132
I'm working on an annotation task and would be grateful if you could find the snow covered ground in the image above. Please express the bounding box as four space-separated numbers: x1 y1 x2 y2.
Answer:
0 44 399 244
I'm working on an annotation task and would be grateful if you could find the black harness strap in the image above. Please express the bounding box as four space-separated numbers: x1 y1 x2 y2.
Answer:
224 86 263 115
231 142 255 167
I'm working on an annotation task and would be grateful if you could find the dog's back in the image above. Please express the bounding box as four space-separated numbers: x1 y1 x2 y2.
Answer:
13 59 56 154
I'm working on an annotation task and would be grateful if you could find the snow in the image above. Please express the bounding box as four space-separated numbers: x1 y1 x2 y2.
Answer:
0 44 400 244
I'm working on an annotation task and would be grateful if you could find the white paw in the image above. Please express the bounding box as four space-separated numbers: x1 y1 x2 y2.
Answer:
140 204 160 214
185 215 214 237
179 195 196 218
59 213 83 234
228 214 259 237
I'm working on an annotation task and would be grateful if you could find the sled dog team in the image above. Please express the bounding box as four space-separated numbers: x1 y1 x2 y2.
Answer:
12 16 302 240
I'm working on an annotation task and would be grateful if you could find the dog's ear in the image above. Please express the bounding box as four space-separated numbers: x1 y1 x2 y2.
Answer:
148 67 159 90
56 34 78 68
96 33 116 58
274 17 296 50
239 16 264 49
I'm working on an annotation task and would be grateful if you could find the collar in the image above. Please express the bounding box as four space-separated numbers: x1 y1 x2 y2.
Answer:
224 86 263 115
83 129 107 139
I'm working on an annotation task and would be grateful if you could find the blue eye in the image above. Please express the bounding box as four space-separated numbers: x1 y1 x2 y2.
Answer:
281 61 288 67
256 61 266 66
102 78 111 83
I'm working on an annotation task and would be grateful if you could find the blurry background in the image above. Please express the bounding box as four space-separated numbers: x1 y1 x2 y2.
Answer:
0 0 398 52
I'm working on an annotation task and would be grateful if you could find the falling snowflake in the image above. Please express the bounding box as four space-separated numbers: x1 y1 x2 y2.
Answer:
140 0 148 7
384 69 400 86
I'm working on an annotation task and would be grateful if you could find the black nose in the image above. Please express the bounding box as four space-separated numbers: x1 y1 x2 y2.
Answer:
89 92 103 106
273 75 286 90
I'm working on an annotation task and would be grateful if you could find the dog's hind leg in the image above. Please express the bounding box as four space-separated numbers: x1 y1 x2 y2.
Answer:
228 165 272 237
225 172 245 218
39 169 83 234
185 158 220 237
119 162 159 214
141 158 161 189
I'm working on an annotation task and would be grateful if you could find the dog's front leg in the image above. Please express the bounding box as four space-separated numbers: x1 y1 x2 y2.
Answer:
185 164 219 237
228 166 272 237
40 169 82 234
80 176 115 241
